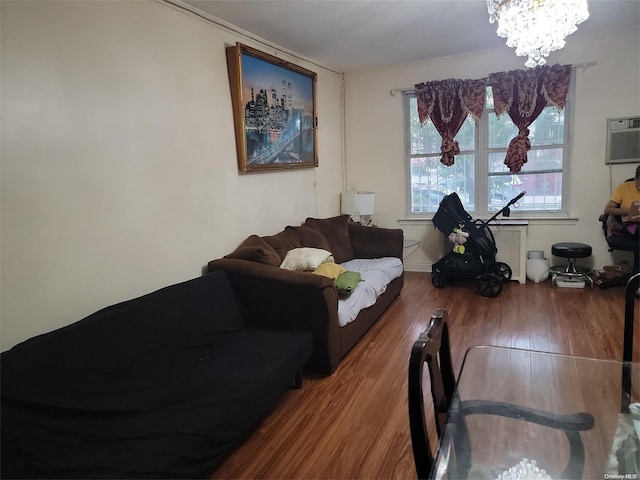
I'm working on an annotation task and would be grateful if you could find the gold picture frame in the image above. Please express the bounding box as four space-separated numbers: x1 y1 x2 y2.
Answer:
226 43 318 173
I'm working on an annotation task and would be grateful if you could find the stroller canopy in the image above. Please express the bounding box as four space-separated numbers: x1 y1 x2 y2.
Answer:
432 192 497 256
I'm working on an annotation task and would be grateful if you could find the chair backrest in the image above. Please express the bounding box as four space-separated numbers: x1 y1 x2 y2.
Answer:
407 309 456 479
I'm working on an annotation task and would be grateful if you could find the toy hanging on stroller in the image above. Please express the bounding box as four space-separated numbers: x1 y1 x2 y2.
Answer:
431 191 525 297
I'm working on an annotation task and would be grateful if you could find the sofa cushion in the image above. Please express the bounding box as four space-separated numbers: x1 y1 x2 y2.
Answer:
312 262 347 279
225 235 281 267
280 247 333 271
285 225 332 251
304 215 354 264
263 230 300 261
337 257 404 327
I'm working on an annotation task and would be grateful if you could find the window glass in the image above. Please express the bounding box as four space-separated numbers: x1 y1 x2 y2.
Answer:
488 113 515 148
529 108 564 146
409 100 440 155
456 117 476 151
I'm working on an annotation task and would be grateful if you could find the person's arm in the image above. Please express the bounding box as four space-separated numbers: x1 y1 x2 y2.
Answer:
604 199 630 217
604 181 631 217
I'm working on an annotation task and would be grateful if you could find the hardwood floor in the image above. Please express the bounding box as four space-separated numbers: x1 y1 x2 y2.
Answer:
210 272 639 479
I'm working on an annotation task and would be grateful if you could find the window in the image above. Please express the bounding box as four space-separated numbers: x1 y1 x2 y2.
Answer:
406 86 570 216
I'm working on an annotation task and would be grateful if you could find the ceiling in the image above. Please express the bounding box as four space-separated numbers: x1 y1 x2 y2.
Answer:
178 0 640 72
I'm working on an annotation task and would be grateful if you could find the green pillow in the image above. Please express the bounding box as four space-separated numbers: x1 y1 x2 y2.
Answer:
334 271 361 297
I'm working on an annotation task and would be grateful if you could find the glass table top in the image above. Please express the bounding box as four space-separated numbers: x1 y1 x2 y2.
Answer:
431 346 640 480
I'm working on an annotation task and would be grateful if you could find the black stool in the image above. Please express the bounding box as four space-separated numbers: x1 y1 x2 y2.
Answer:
550 242 594 287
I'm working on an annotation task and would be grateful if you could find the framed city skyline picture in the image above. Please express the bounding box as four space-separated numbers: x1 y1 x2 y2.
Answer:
226 43 318 173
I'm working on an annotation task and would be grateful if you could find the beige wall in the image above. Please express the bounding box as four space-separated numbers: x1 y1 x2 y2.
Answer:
1 1 345 350
344 28 640 273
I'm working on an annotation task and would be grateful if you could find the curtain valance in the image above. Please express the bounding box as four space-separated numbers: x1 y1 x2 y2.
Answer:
489 64 571 172
414 79 485 166
415 64 571 172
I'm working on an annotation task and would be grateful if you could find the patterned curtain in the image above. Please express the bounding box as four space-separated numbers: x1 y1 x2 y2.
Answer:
415 78 485 166
489 64 572 173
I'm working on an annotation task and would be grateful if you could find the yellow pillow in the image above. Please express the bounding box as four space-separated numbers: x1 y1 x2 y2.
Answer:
312 262 346 279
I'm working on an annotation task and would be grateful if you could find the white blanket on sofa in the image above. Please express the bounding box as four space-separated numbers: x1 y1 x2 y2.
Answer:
337 257 403 327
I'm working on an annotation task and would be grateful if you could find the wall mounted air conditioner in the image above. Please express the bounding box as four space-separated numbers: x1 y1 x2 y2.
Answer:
605 116 640 164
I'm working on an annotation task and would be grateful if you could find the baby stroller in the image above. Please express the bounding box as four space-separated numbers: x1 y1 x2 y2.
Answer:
431 191 525 297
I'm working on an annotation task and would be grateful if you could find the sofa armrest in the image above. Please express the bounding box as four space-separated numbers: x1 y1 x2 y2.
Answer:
209 258 334 289
207 258 341 374
348 223 404 260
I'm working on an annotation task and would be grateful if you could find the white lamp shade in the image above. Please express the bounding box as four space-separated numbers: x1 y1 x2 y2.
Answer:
341 191 375 216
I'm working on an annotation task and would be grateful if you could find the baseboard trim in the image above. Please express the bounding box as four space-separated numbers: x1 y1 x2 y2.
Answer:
404 261 432 273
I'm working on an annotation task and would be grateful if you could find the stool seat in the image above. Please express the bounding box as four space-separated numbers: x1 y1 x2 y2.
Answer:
551 242 592 259
550 242 594 287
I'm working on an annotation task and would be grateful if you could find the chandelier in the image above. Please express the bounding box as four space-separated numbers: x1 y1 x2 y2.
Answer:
487 0 590 68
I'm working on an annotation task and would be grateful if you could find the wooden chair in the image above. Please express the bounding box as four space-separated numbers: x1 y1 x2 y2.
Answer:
605 273 640 475
408 309 595 479
622 272 639 412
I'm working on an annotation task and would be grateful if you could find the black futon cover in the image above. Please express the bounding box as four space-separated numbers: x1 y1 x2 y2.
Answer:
1 271 313 478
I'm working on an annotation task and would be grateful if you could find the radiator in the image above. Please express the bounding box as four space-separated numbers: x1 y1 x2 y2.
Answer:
490 223 528 284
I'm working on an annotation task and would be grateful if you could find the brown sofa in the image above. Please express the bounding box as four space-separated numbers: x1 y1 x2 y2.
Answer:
207 215 404 375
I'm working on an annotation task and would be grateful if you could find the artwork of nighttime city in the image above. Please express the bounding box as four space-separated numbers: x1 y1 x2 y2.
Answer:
231 47 317 171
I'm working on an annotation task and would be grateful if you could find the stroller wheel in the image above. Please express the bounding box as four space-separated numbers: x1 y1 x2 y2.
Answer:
493 262 513 283
431 271 446 289
477 274 503 297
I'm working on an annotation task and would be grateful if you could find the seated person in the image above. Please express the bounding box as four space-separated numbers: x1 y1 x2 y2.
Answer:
603 164 640 275
604 164 640 236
